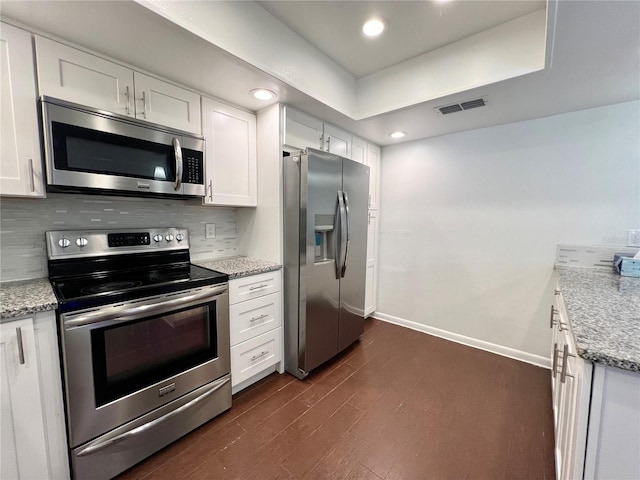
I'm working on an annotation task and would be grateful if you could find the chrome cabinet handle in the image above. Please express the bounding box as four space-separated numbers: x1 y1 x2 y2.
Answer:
28 159 35 192
549 305 557 328
124 86 131 115
16 327 25 365
139 91 148 119
319 133 324 150
251 351 268 362
326 136 331 152
560 344 576 384
552 343 559 377
208 180 213 201
249 314 268 323
76 376 230 457
554 289 561 296
249 284 269 291
172 137 183 192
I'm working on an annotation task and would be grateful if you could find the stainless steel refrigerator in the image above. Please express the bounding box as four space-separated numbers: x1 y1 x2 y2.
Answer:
283 148 369 379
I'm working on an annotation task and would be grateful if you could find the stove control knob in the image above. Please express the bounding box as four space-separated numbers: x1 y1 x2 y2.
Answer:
176 233 185 242
153 234 163 243
165 234 174 242
76 237 88 248
58 238 71 248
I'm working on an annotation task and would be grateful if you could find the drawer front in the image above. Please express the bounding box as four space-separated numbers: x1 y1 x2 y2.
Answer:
229 271 281 304
230 292 282 346
230 328 282 387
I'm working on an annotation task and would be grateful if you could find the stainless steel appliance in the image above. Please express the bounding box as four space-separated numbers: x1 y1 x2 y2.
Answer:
41 96 205 198
47 228 230 479
283 148 369 379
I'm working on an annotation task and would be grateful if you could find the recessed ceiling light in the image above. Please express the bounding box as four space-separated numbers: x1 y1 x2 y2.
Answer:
362 18 387 37
390 131 406 139
250 88 277 101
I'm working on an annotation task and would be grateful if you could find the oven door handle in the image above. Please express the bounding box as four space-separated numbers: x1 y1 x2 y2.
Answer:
62 285 228 328
76 375 230 457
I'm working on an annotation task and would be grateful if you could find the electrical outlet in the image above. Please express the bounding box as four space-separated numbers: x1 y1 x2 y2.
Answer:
205 223 216 239
627 229 640 247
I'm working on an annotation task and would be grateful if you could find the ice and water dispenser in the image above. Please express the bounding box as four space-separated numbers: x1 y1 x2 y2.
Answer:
314 214 335 263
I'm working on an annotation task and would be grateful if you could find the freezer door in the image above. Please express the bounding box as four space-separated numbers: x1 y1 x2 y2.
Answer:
338 158 369 352
301 149 343 373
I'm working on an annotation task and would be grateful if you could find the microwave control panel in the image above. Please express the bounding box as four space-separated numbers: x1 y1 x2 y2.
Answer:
183 149 204 185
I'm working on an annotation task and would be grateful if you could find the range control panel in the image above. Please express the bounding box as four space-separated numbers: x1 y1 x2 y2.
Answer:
46 228 189 259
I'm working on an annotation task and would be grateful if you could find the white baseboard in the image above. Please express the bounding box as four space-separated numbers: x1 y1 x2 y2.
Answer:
371 312 551 369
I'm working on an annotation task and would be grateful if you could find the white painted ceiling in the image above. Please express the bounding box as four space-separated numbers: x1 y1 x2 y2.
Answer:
259 0 545 78
0 0 638 146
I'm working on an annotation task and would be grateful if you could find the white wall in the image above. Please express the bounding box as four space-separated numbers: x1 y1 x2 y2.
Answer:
377 101 640 362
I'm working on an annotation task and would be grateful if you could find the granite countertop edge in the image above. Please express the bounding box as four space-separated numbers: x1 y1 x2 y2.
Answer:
193 256 282 280
0 278 58 321
555 265 640 373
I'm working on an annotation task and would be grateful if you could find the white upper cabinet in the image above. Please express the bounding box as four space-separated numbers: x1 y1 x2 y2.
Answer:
351 136 367 165
324 123 352 159
36 37 201 134
283 106 323 151
202 97 257 206
133 72 201 134
0 23 45 197
36 36 134 117
366 143 381 210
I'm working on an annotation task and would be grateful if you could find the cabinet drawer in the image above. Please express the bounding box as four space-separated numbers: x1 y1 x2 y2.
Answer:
230 328 282 387
230 292 281 346
229 271 281 304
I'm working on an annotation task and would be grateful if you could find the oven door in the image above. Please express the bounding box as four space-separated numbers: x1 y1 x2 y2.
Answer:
42 98 204 197
60 284 229 448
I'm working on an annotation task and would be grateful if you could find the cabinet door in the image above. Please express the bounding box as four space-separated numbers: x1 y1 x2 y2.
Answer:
324 123 352 159
283 106 323 151
351 136 367 165
202 97 257 206
0 23 44 197
0 317 49 479
133 72 201 134
366 143 381 210
35 36 134 116
364 210 378 317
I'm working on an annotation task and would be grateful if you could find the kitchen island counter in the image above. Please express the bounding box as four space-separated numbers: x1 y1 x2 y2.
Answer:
556 265 640 372
0 277 57 320
194 256 281 279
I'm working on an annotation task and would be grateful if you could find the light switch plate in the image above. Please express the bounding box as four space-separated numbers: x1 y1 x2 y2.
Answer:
627 229 640 247
205 223 216 239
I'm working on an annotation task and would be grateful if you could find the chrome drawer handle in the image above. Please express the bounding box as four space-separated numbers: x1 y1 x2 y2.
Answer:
549 305 557 329
249 284 269 291
250 351 268 362
16 327 25 365
552 342 559 377
249 314 269 323
560 344 576 384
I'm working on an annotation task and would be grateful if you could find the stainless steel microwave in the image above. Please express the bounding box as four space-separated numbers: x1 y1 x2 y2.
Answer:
41 97 205 198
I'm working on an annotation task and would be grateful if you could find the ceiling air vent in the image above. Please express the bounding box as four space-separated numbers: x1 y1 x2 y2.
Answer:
436 97 487 115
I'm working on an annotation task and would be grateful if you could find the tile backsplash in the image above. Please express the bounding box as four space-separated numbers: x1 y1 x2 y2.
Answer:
556 244 640 268
0 193 237 282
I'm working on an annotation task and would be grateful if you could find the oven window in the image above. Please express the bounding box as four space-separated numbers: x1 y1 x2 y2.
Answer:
91 303 217 406
52 122 176 181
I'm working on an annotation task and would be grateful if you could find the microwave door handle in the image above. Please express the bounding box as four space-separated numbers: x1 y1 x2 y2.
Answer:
172 137 183 191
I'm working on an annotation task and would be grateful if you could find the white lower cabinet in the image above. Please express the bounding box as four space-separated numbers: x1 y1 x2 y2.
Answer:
0 311 69 480
551 287 640 480
364 210 378 317
229 270 283 393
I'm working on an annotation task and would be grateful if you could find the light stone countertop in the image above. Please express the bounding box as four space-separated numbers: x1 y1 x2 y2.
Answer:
193 256 281 279
556 266 640 372
0 278 58 320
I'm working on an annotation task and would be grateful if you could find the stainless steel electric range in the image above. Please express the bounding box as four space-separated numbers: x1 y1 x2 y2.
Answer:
46 228 231 480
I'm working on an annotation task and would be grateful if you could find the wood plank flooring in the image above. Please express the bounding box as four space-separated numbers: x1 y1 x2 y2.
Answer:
117 319 555 480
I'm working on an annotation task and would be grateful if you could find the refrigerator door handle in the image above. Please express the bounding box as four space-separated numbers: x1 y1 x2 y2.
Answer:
335 190 347 280
341 191 350 277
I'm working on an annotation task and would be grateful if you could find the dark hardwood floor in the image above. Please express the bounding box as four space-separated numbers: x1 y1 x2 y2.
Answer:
118 319 555 480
